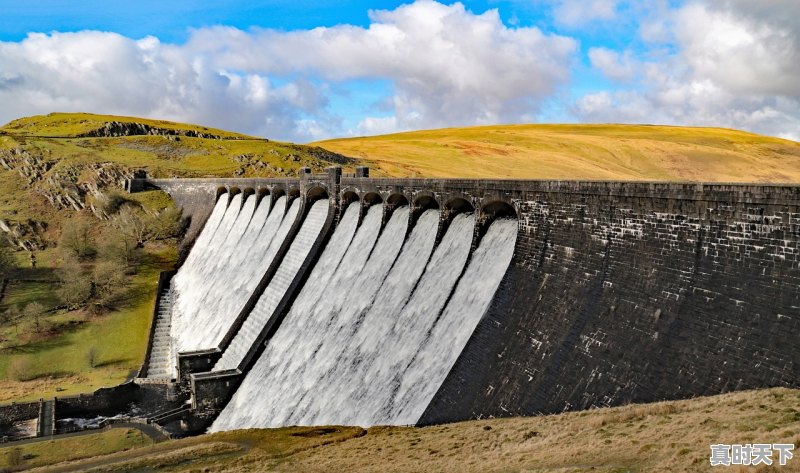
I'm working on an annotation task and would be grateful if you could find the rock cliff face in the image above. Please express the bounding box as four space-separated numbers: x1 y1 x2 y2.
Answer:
0 146 130 250
77 121 230 140
0 218 46 251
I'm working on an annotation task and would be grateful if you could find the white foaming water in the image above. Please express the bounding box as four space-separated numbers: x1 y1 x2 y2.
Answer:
173 196 291 354
184 195 264 332
172 197 228 298
349 211 476 426
212 203 386 431
183 195 257 323
385 217 518 425
172 194 242 332
214 199 330 371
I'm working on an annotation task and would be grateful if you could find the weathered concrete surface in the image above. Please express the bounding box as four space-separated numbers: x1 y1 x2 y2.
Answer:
420 182 800 424
135 175 800 425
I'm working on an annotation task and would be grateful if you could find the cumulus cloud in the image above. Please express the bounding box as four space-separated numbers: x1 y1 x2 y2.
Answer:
0 31 329 141
186 1 576 132
577 0 800 140
0 1 576 141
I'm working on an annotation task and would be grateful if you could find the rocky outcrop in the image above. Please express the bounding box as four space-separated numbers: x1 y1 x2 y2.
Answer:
0 146 134 250
77 121 233 140
293 145 356 165
0 218 46 251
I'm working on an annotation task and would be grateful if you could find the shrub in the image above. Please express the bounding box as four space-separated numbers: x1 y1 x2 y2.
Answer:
59 217 95 258
87 346 98 368
56 254 93 309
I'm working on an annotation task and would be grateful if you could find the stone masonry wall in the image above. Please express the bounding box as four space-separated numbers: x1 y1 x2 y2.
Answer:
135 176 800 424
420 183 800 424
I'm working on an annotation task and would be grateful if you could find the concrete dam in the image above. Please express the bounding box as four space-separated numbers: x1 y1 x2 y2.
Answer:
129 166 799 432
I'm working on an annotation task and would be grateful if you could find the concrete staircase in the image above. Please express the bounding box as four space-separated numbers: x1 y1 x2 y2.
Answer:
146 286 175 379
38 400 55 437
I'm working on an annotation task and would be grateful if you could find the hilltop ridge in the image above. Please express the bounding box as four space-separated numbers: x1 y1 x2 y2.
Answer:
315 123 800 182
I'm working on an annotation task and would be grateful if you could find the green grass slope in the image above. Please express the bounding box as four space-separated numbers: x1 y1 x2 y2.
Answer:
0 113 352 402
315 124 800 182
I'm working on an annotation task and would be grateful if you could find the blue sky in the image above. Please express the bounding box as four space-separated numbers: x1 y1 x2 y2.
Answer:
0 0 797 141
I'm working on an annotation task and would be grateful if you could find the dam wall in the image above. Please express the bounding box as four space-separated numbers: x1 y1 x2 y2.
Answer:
132 171 800 427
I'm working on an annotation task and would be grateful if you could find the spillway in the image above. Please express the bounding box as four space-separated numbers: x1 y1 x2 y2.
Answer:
172 193 243 337
209 209 514 430
174 196 227 286
386 218 518 424
170 196 297 358
211 203 388 430
178 197 295 354
180 195 266 342
214 199 330 371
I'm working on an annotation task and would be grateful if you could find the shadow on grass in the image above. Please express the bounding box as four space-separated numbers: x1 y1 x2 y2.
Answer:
94 357 133 368
17 370 77 382
0 319 89 354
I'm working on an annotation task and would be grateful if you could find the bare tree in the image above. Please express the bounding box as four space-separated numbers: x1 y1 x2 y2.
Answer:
60 217 95 258
151 206 183 240
56 252 92 309
24 301 45 333
112 204 152 246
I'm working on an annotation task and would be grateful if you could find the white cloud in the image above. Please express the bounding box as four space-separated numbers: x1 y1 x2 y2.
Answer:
186 1 577 133
0 1 577 141
577 0 800 141
588 47 637 82
356 116 402 137
0 31 327 141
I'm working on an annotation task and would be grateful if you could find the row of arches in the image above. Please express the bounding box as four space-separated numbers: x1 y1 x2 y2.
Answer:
342 189 517 221
213 185 516 221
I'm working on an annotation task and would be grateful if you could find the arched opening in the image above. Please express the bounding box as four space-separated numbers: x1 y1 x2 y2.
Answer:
362 192 383 207
476 200 518 245
387 193 410 208
241 187 256 205
341 190 360 208
411 194 440 227
306 186 330 204
228 186 242 197
413 195 439 211
481 201 517 221
215 187 228 202
288 187 301 203
271 187 286 200
256 187 270 205
445 197 474 216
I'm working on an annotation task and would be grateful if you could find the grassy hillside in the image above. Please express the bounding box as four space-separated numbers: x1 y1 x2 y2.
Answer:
0 113 352 402
3 388 797 472
1 113 253 139
315 124 800 182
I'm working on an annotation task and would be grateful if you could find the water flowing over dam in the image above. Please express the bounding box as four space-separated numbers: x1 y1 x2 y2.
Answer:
215 199 330 371
129 168 800 433
170 195 296 356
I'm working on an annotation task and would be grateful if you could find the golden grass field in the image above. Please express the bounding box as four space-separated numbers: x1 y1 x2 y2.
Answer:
315 124 800 182
2 388 797 472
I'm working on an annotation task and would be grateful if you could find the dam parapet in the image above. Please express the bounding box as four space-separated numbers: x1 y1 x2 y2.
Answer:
125 169 799 433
